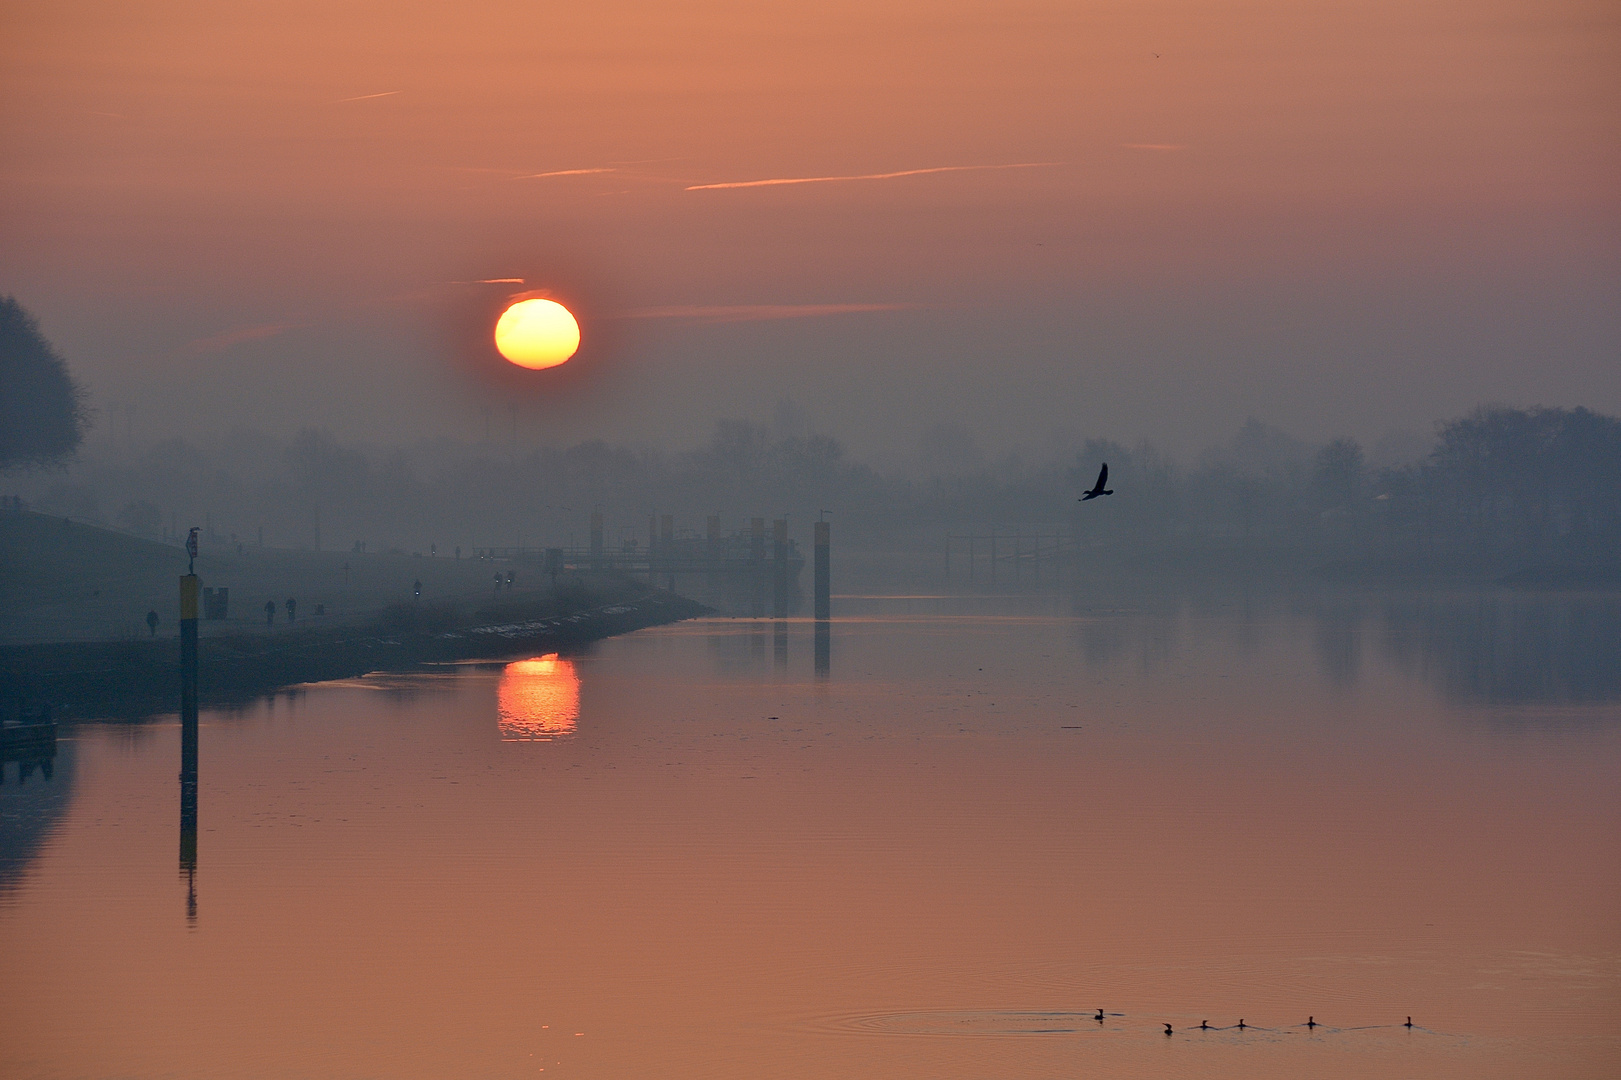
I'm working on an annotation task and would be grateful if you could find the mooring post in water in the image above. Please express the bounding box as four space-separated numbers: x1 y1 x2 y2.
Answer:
661 514 675 590
750 517 765 617
179 569 200 923
814 519 830 675
648 513 659 584
772 518 789 619
814 520 830 620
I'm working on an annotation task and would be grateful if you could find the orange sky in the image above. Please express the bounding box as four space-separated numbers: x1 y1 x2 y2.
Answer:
1 0 1616 456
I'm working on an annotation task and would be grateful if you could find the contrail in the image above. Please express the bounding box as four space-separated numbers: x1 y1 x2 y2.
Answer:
517 168 616 179
334 91 401 103
686 162 1058 191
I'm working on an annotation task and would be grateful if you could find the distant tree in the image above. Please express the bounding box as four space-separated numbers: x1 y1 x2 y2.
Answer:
1312 438 1365 511
1429 405 1621 554
0 297 89 469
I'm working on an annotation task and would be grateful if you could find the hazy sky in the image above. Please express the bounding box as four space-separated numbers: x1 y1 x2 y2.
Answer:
3 0 1616 462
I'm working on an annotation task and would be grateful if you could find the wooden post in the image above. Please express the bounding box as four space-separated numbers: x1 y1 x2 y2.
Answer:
661 514 675 589
815 520 831 675
648 514 658 583
772 518 788 619
750 517 765 617
814 521 830 620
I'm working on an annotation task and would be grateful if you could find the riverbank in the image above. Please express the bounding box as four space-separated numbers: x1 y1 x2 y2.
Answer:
0 576 708 720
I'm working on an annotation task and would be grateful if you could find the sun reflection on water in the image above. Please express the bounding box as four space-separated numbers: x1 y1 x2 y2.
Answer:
496 654 580 740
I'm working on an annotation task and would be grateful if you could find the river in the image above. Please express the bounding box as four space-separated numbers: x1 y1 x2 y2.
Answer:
2 587 1618 1078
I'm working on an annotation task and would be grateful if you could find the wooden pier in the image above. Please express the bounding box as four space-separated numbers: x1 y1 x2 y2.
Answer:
944 530 1078 584
474 531 807 580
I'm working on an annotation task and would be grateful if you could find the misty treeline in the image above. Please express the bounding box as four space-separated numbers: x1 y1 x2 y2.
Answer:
10 406 1621 563
0 296 89 470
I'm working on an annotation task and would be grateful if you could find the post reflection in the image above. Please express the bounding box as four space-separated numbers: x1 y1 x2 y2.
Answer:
179 781 197 924
497 654 581 741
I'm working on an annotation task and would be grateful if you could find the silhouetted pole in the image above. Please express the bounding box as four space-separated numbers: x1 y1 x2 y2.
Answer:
648 514 658 584
661 514 675 590
705 513 721 597
772 518 789 619
750 517 765 617
814 519 830 676
814 521 830 620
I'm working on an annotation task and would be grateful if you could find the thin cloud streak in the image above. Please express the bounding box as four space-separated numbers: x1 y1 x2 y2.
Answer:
517 168 616 179
334 91 401 103
686 162 1058 191
623 303 916 324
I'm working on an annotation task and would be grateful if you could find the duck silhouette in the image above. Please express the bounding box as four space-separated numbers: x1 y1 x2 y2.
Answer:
1236 1019 1247 1030
1164 1023 1173 1036
1307 1016 1316 1029
1095 1009 1105 1022
1199 1020 1209 1030
1405 1017 1414 1028
1079 463 1113 501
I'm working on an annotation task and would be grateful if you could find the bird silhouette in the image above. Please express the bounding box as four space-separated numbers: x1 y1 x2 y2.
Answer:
1199 1020 1209 1030
1404 1017 1414 1028
1095 1009 1105 1022
1164 1023 1173 1035
1079 463 1113 501
1307 1016 1316 1029
1237 1019 1247 1030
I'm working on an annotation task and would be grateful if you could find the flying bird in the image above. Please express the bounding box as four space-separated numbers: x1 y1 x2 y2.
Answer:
1079 463 1113 501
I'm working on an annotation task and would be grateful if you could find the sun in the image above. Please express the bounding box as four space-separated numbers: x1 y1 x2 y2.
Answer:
494 298 580 369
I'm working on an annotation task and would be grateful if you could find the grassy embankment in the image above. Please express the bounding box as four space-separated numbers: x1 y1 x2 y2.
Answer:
0 511 706 717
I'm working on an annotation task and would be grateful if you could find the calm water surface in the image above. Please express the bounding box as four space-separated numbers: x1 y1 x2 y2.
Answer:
3 591 1619 1078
